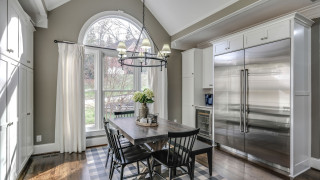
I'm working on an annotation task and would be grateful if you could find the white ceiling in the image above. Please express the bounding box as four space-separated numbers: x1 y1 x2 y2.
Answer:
144 0 239 36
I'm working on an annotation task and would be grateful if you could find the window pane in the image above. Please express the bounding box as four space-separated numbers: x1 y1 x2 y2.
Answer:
84 53 95 90
103 55 134 90
104 91 134 120
141 67 149 90
85 91 95 126
83 17 147 50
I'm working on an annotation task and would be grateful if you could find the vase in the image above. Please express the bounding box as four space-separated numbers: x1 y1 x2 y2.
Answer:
139 103 149 118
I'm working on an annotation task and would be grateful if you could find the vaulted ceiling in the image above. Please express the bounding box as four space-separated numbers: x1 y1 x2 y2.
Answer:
143 0 239 36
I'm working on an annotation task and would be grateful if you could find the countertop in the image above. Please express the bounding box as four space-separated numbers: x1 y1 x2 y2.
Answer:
194 105 213 109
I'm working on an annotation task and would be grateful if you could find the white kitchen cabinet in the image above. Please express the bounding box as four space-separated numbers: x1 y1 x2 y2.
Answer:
182 49 203 127
213 34 243 55
7 62 19 180
182 50 195 78
244 20 290 48
0 59 7 180
0 0 34 177
0 0 8 56
17 65 33 173
1 0 34 68
202 47 213 88
19 18 34 68
7 0 20 60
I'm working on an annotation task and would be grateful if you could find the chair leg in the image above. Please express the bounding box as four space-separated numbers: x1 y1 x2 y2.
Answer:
208 148 213 176
105 148 110 168
191 154 196 179
187 164 193 180
120 165 125 180
137 161 140 174
109 161 115 180
169 168 172 180
146 158 153 180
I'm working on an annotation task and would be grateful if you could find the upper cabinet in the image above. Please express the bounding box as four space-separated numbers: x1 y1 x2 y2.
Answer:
213 34 243 56
7 0 20 60
182 49 196 78
1 0 34 68
202 46 213 88
244 20 290 48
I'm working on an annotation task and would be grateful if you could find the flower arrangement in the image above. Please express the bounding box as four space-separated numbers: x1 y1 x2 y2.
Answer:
133 88 154 104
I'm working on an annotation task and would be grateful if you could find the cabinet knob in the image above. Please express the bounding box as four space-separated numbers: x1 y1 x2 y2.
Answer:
7 49 13 53
7 122 13 127
209 84 213 86
27 113 31 115
260 38 264 40
27 61 31 63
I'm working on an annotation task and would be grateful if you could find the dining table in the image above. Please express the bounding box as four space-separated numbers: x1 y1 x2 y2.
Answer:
109 116 196 179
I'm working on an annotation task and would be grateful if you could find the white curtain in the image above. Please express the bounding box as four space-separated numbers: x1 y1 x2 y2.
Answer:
148 61 168 119
55 43 86 153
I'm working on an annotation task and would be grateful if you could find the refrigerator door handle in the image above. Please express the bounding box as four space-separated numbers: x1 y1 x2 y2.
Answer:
240 70 244 132
244 69 249 133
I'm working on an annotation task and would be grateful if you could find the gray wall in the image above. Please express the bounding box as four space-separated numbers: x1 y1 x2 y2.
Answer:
312 18 320 158
34 0 182 145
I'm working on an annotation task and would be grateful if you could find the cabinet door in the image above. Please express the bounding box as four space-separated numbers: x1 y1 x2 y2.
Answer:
182 50 194 78
7 1 19 60
7 120 17 180
202 47 213 88
228 35 244 52
244 28 267 48
19 66 27 120
0 59 7 180
182 77 194 105
0 0 8 55
213 41 228 56
26 70 33 156
182 104 195 128
19 20 34 68
267 20 290 43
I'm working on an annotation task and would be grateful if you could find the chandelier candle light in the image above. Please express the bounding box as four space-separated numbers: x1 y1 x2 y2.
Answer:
116 0 171 71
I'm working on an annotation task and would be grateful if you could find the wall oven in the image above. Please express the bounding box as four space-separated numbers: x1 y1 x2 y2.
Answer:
195 107 212 141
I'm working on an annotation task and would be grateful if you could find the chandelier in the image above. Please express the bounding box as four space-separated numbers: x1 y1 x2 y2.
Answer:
116 0 171 71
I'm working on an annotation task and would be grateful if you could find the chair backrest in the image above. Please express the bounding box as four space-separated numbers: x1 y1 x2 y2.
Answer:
167 128 200 166
104 123 125 163
114 110 135 118
103 118 111 145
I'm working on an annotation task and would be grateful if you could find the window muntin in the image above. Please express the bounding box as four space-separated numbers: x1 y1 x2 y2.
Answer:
82 15 150 133
83 17 147 51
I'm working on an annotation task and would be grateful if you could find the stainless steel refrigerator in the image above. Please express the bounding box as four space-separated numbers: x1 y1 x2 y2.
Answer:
214 39 291 168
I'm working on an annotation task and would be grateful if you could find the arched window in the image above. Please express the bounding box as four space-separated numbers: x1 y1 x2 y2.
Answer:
79 12 151 132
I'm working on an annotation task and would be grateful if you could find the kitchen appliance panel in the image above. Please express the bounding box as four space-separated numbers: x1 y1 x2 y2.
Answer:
214 50 245 152
244 39 291 168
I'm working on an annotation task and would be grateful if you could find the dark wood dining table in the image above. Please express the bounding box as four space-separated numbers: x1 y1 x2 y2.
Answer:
109 116 196 150
109 116 196 179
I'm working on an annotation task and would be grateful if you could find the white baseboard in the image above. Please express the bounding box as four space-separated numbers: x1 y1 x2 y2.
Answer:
33 143 59 155
311 157 320 170
86 136 108 147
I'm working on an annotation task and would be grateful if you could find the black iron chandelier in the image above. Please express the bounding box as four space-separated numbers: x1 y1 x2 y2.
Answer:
117 0 171 71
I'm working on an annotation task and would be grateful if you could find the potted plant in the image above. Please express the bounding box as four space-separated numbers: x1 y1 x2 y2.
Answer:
133 88 154 118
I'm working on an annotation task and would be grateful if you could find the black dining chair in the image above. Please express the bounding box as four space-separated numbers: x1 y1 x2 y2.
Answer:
103 119 132 168
151 128 200 180
106 125 153 180
114 110 135 118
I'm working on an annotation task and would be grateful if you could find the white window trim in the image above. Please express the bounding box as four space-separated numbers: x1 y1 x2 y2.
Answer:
79 11 154 138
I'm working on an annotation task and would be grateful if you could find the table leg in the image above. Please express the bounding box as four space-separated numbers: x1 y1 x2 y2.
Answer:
137 140 167 179
207 148 213 176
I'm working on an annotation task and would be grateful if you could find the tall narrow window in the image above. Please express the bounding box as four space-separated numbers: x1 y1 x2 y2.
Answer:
81 15 151 133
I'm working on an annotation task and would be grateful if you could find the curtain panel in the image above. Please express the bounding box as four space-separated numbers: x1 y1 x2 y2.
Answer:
55 43 86 153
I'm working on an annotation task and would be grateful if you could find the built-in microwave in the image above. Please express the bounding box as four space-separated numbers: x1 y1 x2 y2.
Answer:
195 108 212 141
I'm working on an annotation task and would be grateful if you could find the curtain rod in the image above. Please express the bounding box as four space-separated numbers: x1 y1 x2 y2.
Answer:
53 40 159 56
54 40 119 51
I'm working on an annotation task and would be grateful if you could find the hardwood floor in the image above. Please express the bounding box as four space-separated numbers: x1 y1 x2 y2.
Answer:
20 152 90 180
21 147 320 180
